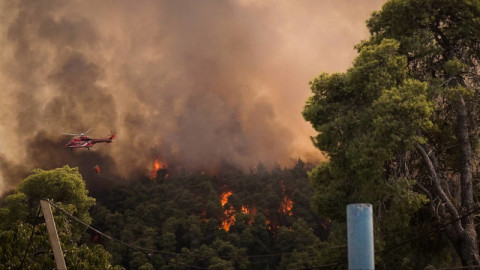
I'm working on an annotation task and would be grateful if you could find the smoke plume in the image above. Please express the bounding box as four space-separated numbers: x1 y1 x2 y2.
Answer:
0 0 384 194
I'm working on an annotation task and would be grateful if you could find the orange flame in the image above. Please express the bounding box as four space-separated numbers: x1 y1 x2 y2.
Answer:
221 207 236 231
220 191 232 207
280 196 293 216
150 158 167 179
219 191 235 231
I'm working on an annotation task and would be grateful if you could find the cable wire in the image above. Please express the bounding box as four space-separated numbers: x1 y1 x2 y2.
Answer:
436 267 480 270
44 199 163 255
45 199 480 270
289 206 480 270
19 206 41 270
44 199 212 270
44 199 344 259
375 206 480 255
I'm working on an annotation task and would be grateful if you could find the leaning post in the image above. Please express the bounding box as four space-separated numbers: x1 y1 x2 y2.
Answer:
347 203 374 270
40 199 67 270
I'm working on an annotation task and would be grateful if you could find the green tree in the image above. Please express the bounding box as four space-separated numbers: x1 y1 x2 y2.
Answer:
304 0 480 267
90 162 322 270
1 165 95 231
275 220 324 270
0 166 120 269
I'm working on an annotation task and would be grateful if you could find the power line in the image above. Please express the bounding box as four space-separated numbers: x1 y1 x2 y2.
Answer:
44 199 170 256
293 259 347 270
46 199 480 270
289 206 480 270
19 206 41 270
19 223 37 270
45 199 352 270
436 266 480 270
44 199 344 260
44 199 211 270
375 206 480 255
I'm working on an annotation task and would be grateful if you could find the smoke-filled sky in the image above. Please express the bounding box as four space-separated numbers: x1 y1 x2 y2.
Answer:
0 0 385 194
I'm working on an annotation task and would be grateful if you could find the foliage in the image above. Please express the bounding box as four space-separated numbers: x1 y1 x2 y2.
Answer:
304 0 480 268
0 166 94 231
89 161 332 269
0 165 121 269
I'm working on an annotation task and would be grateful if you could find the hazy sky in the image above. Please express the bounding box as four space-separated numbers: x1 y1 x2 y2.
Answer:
0 0 385 194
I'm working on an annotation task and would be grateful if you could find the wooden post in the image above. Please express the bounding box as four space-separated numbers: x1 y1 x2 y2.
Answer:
40 200 67 270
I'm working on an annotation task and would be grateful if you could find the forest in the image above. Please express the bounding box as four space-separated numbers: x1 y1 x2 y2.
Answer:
2 0 480 269
90 160 329 269
302 0 480 269
0 161 465 269
0 162 341 270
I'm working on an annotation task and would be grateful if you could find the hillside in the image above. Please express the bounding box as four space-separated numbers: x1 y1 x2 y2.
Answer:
89 160 333 269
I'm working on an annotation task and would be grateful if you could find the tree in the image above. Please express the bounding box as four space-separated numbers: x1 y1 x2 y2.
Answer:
303 0 480 267
0 165 120 269
1 165 95 231
90 162 321 269
275 220 324 270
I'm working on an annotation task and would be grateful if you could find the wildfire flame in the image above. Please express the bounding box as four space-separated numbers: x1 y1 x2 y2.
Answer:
220 191 232 207
219 191 235 231
280 196 293 216
221 207 236 231
150 158 167 179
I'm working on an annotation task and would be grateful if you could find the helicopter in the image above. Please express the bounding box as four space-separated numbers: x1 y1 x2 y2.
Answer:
63 129 115 150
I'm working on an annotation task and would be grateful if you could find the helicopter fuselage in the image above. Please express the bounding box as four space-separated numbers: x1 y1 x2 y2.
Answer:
65 135 115 150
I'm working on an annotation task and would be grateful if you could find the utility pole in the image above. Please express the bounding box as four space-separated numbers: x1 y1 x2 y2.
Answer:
40 199 67 270
347 203 374 270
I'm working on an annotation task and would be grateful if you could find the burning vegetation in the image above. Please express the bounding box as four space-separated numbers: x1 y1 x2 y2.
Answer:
221 207 236 232
32 160 324 270
280 196 294 216
219 191 235 231
220 191 232 207
218 188 295 232
0 0 336 196
150 158 168 180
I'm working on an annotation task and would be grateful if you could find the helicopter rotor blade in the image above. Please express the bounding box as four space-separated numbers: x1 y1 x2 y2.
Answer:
84 128 93 135
62 132 80 136
63 128 92 137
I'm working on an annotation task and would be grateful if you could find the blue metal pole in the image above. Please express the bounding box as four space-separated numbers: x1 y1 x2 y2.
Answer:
347 203 374 270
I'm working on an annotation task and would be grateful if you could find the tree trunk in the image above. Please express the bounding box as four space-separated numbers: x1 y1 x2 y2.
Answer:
455 94 480 266
457 230 480 267
416 94 480 266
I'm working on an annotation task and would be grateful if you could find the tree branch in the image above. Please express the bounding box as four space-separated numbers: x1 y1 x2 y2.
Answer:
416 143 464 234
428 150 454 200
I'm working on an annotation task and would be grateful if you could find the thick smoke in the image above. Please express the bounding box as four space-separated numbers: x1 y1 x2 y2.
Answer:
0 0 384 194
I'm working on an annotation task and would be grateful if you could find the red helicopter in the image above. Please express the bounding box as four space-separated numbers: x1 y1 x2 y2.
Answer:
63 129 115 150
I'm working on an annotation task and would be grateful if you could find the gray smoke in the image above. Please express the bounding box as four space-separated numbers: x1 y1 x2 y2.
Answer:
0 0 385 194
